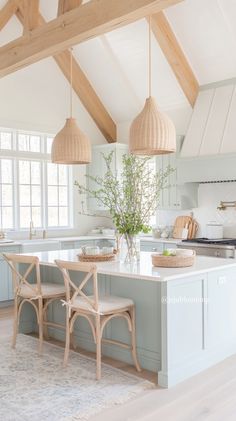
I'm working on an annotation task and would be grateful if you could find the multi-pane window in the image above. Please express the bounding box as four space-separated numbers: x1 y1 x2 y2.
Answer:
0 159 14 229
18 133 41 153
0 128 72 231
0 131 12 150
47 164 69 227
18 160 42 228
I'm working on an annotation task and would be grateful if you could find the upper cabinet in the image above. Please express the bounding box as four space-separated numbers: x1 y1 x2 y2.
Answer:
87 143 128 211
87 140 198 212
181 80 236 157
157 137 198 210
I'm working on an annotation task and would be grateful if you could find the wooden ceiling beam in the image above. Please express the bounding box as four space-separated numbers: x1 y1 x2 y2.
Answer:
149 12 199 107
16 7 117 142
22 0 40 32
57 0 82 16
0 0 183 78
0 0 20 31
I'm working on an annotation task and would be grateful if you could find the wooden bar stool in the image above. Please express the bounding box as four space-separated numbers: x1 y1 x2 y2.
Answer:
55 259 141 380
3 253 66 353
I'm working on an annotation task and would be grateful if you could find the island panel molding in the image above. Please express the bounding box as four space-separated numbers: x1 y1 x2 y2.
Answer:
0 0 183 78
15 7 117 142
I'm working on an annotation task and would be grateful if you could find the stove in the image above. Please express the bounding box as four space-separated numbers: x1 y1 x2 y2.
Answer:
178 238 236 258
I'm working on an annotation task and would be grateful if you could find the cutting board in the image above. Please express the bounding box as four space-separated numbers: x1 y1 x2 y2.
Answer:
188 219 199 239
173 216 192 239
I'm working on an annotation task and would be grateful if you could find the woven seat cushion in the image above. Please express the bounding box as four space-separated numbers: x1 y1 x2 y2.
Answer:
19 283 66 298
72 295 134 314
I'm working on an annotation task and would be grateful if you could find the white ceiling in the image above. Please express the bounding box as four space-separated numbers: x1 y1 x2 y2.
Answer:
0 0 235 125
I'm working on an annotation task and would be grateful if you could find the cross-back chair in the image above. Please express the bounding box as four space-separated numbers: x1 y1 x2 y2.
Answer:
55 259 141 380
3 253 66 353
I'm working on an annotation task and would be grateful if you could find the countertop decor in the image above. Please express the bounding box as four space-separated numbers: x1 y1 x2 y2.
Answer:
75 152 172 262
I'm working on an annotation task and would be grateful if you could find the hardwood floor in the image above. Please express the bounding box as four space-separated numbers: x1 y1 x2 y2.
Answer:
2 306 236 421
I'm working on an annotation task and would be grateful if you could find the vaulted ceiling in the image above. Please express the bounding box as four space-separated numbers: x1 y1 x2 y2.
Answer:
0 0 235 141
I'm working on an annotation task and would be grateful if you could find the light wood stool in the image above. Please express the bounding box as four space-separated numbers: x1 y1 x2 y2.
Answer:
55 259 141 380
3 253 66 354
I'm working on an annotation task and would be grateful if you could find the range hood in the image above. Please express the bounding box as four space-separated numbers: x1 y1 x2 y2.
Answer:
181 79 236 157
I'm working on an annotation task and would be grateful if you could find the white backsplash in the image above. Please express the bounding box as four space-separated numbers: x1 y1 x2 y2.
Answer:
157 182 236 238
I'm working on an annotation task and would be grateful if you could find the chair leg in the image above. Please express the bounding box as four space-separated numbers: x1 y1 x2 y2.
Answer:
130 306 141 372
43 300 49 340
63 307 71 367
12 297 19 349
38 298 44 355
95 314 102 380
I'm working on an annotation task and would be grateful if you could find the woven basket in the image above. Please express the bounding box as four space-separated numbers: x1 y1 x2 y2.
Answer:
151 251 196 268
78 253 116 262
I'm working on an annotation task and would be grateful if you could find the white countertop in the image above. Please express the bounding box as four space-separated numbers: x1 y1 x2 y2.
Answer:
22 249 236 282
0 235 180 247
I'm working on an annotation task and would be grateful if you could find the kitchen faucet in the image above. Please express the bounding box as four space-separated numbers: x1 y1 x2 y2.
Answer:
29 220 36 240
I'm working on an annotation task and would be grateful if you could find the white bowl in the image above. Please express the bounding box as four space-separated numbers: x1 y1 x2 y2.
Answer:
176 249 194 257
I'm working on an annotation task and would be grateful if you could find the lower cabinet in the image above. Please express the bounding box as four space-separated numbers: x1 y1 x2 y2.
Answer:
0 246 21 302
140 241 163 253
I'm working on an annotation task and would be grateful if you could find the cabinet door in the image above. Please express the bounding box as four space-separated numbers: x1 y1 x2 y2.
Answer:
140 241 163 252
61 241 76 250
0 246 21 301
207 268 236 347
75 240 95 249
0 259 10 301
87 144 128 211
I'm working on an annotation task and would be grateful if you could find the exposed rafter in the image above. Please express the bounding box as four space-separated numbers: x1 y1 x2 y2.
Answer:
16 6 117 142
0 0 183 78
22 0 39 32
149 12 199 107
0 0 20 31
57 0 82 16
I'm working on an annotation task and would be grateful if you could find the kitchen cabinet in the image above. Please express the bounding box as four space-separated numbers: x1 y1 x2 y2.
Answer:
0 245 21 302
156 137 198 210
140 241 163 252
87 143 128 211
207 268 236 348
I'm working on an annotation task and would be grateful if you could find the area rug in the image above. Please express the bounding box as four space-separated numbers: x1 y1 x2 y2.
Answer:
0 334 154 421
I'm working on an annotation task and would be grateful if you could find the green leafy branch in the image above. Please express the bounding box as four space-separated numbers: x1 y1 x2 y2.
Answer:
75 152 174 235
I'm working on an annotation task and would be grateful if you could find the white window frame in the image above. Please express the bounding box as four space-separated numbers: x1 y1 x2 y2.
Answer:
0 127 74 232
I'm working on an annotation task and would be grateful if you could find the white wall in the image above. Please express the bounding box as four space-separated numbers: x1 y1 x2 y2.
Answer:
157 182 236 238
0 55 110 237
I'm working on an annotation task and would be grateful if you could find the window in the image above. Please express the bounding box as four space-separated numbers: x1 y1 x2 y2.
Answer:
18 160 42 228
0 159 14 229
0 128 72 231
47 163 69 227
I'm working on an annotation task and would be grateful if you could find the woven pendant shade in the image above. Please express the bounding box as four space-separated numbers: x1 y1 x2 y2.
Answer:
129 16 176 155
51 118 91 164
129 97 176 155
51 49 91 164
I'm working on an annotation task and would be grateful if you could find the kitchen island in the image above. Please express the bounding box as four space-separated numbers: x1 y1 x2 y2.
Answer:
18 250 236 388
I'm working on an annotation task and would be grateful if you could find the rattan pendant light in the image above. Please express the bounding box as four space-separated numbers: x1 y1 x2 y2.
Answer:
129 16 176 155
51 49 91 164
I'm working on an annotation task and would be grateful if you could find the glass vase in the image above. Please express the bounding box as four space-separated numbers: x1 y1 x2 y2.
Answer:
121 233 140 263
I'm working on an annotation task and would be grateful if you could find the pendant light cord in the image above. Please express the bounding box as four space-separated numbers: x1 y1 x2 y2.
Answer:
148 15 152 98
70 48 73 118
